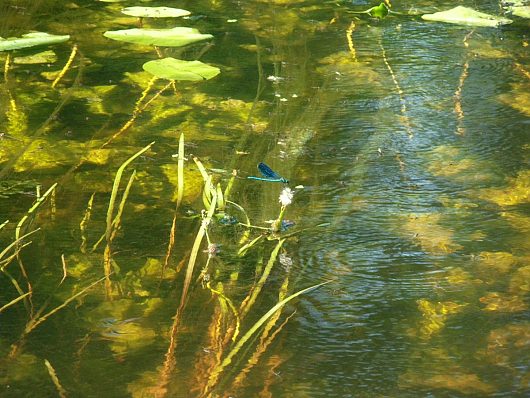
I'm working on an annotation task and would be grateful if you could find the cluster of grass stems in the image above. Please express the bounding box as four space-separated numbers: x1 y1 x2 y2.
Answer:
0 130 329 396
2 45 328 396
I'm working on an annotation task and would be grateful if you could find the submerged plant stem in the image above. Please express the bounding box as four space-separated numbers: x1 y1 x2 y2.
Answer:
454 31 473 136
52 44 78 88
101 80 171 148
202 280 332 397
379 40 413 138
239 239 285 319
346 21 357 62
162 133 185 280
44 359 67 398
157 190 217 395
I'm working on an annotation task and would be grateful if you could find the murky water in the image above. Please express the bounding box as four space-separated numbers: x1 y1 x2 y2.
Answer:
1 0 529 397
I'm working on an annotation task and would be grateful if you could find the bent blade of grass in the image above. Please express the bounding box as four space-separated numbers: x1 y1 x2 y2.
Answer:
193 156 210 182
110 170 136 236
16 183 57 240
202 280 332 396
106 142 154 242
0 229 39 267
237 234 264 257
0 220 8 231
193 156 215 203
23 275 106 336
0 291 31 313
231 276 292 390
207 281 240 342
180 190 217 308
239 239 284 318
226 200 251 245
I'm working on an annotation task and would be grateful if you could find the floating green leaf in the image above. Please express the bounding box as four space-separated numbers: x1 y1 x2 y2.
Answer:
422 6 513 27
121 6 190 18
367 3 389 19
508 6 530 18
103 27 212 47
0 32 70 52
143 57 220 81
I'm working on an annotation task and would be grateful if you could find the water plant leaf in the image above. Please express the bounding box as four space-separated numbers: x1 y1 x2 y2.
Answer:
203 280 332 395
367 3 389 19
143 57 220 81
509 6 530 18
421 6 513 27
103 27 212 47
0 32 70 52
13 50 57 64
121 6 191 18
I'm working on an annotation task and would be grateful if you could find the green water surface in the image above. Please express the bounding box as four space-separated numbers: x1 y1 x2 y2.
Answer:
1 0 529 397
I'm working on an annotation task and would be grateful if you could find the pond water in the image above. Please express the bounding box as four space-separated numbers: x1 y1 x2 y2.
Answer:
1 0 529 397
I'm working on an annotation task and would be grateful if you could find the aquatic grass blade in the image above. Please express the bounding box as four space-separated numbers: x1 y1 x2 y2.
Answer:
239 239 284 318
176 133 185 209
207 281 241 342
102 142 153 295
105 142 154 242
161 133 185 281
237 235 263 257
202 280 332 396
156 190 218 394
0 291 31 313
16 183 57 240
22 276 106 336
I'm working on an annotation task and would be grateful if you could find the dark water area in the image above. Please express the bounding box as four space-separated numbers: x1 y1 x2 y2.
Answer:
1 0 529 397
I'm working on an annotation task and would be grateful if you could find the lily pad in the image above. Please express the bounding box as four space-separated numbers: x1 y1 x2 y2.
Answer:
0 32 70 52
422 6 513 27
121 6 190 18
508 6 530 18
143 57 220 81
103 27 212 47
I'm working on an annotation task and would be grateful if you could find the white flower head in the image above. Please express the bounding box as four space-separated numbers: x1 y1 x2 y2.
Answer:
279 187 294 207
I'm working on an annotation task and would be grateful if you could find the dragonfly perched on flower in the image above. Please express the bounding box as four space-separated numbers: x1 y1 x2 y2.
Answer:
247 162 289 184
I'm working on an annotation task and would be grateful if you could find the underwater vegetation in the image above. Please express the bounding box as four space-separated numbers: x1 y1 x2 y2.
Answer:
1 0 529 396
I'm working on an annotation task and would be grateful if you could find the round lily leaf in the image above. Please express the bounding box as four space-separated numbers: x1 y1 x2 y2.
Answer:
509 6 530 18
422 6 513 27
103 27 212 47
0 32 70 52
121 7 191 18
143 57 220 81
